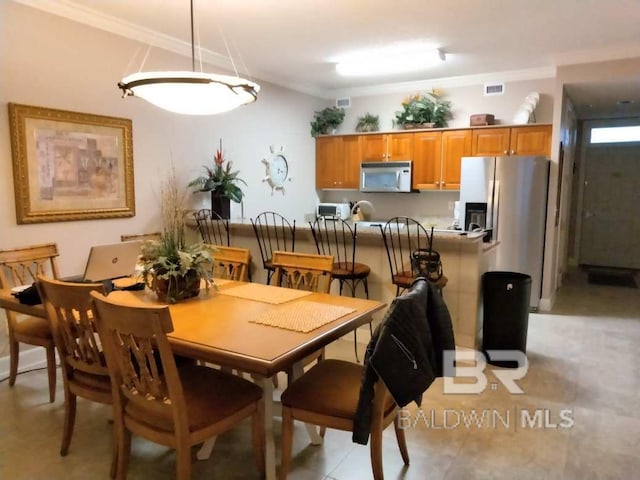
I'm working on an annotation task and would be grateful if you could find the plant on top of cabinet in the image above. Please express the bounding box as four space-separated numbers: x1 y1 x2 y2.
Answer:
394 91 451 129
355 113 380 132
310 106 345 137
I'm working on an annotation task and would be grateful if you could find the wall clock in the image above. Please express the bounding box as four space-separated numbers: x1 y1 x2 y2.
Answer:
262 145 291 195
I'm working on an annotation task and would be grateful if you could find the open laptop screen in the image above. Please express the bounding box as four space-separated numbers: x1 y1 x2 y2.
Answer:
82 241 142 282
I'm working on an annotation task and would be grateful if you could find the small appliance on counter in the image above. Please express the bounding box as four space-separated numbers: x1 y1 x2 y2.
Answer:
316 202 351 220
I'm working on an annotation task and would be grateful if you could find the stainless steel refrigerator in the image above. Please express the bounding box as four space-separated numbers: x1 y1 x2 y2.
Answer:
460 156 549 309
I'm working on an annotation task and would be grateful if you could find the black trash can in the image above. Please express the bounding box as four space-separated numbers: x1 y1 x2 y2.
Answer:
482 271 531 368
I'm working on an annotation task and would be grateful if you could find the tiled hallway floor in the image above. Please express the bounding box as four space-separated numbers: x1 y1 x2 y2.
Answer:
2 268 639 479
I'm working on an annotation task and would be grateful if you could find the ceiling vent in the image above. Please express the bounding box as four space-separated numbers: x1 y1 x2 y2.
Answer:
336 97 351 108
484 83 505 96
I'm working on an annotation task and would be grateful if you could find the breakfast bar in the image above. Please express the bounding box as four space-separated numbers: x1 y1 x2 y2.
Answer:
191 219 498 350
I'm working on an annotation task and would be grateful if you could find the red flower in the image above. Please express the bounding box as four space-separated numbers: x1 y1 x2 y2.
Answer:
214 149 224 167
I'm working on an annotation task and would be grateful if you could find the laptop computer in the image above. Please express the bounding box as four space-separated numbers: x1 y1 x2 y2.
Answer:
64 241 142 283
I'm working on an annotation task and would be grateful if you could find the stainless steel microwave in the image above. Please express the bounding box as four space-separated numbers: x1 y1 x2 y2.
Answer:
360 161 412 193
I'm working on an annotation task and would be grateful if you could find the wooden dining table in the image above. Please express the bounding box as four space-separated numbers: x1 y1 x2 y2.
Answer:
0 279 385 480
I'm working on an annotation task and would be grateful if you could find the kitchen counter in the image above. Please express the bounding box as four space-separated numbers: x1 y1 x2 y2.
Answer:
187 217 497 349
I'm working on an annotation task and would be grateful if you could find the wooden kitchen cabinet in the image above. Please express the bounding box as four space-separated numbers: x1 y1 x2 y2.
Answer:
413 130 469 190
509 125 552 156
471 125 551 157
412 131 442 189
440 130 471 190
361 133 413 162
315 136 360 189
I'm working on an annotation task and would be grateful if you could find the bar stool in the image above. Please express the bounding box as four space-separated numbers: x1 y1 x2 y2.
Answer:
250 212 296 284
380 217 448 296
192 209 230 246
310 216 372 361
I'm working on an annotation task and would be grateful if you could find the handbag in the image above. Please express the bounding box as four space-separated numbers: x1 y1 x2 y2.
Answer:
11 283 42 305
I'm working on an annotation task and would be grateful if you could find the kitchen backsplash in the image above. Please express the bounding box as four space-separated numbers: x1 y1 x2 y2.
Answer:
321 190 459 228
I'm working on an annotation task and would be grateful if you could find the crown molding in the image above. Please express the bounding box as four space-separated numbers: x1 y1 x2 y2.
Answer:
13 0 233 68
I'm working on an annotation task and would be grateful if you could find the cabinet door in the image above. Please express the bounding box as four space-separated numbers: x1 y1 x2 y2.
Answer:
341 135 362 189
472 128 510 156
412 131 442 189
388 133 414 161
509 125 551 156
315 136 342 189
441 130 471 190
361 134 387 162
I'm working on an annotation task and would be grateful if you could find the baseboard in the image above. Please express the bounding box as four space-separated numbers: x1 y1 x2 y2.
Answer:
0 347 50 379
538 295 554 312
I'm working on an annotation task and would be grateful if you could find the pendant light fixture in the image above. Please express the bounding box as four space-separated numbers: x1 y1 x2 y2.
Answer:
118 0 259 115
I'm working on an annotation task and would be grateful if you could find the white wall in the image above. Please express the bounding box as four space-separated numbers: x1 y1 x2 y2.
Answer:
0 1 322 276
333 78 555 133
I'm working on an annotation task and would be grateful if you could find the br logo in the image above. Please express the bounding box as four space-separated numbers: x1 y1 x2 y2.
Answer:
442 350 528 394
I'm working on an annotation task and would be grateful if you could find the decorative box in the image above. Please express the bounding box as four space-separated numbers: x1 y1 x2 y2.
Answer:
470 114 495 126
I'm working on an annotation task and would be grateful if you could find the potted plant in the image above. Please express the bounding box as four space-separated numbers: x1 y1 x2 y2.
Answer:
310 106 345 137
394 92 451 129
188 139 247 219
355 113 380 132
141 167 214 303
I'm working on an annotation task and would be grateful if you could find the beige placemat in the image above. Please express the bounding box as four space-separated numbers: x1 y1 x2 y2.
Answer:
250 300 356 333
219 283 312 304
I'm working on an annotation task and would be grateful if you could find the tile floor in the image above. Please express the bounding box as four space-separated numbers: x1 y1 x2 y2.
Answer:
1 268 639 479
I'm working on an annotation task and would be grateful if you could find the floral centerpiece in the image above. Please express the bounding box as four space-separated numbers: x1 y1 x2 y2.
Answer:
188 140 246 218
394 91 451 129
141 167 214 303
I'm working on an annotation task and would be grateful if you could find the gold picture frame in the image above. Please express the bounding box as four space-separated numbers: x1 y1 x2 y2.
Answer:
8 103 135 224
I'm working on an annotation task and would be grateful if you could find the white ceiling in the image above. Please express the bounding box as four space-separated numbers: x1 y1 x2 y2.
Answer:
16 0 640 117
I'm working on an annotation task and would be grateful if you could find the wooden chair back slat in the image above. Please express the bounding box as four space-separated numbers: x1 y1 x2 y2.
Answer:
120 232 161 242
271 251 333 294
37 277 109 376
90 292 189 431
0 243 60 288
211 246 251 281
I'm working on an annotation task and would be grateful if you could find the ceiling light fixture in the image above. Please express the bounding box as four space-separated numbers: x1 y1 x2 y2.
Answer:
118 0 259 115
336 48 445 77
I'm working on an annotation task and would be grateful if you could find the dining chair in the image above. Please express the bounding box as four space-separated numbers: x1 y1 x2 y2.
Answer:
211 245 251 282
271 251 333 294
250 212 296 284
193 208 230 246
379 217 448 296
0 242 60 402
36 276 116 476
271 251 333 387
279 360 408 480
310 216 372 360
89 291 265 480
120 232 161 242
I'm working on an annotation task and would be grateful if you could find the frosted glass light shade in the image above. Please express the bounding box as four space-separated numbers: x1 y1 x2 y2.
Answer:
118 71 260 115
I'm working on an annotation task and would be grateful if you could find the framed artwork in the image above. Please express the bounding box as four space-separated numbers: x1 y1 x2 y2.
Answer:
8 103 135 224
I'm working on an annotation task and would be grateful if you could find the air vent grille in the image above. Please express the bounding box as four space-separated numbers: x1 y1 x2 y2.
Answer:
336 97 351 108
484 83 505 96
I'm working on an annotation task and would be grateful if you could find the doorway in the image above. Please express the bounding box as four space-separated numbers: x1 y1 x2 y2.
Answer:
578 137 640 269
